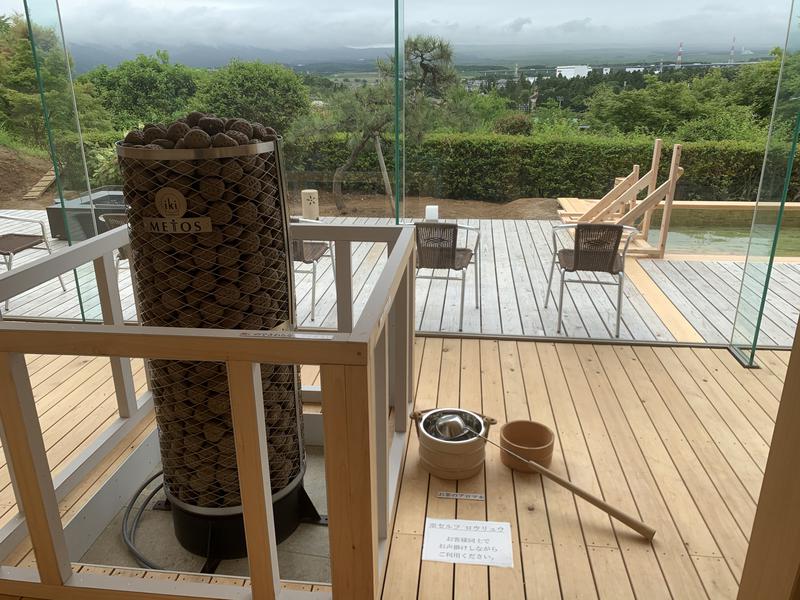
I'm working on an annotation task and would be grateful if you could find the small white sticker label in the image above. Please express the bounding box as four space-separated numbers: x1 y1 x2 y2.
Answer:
437 491 485 501
239 331 334 340
422 518 513 568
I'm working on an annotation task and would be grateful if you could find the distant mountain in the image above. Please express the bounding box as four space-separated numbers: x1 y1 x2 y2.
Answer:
68 41 774 75
68 42 393 74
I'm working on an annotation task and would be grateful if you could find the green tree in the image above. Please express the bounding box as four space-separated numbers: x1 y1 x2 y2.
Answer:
195 59 310 132
322 35 458 212
330 83 394 211
732 49 783 119
585 78 702 134
675 103 769 142
0 14 110 144
82 51 197 128
404 35 458 99
433 88 511 132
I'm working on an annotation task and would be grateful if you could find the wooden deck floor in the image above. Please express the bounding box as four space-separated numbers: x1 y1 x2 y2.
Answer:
2 210 798 347
0 335 788 597
640 259 800 347
0 354 152 567
384 337 787 600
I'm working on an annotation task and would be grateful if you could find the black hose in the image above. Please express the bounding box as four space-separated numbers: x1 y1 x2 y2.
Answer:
121 470 165 570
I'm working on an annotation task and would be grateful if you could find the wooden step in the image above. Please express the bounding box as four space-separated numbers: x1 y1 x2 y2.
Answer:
22 168 56 201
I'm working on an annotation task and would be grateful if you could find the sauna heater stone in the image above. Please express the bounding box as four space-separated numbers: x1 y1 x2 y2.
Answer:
116 123 309 559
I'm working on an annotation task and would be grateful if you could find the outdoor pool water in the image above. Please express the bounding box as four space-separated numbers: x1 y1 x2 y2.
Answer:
647 207 800 257
648 226 800 257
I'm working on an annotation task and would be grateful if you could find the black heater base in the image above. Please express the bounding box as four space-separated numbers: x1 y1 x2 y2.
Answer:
171 482 321 560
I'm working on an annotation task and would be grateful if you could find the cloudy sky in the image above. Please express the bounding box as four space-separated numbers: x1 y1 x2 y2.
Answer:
1 0 793 52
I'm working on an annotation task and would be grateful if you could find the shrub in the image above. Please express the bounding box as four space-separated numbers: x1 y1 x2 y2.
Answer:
285 133 774 203
48 130 777 205
493 113 533 135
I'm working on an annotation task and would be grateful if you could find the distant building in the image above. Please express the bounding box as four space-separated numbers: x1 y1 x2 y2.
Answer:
602 67 611 75
625 67 645 73
496 79 508 89
556 65 591 79
526 76 538 83
465 79 486 92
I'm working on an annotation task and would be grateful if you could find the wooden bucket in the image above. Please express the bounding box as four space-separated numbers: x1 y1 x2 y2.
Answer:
413 409 494 480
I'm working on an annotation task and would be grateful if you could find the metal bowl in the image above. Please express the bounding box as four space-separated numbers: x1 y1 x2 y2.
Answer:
418 408 487 444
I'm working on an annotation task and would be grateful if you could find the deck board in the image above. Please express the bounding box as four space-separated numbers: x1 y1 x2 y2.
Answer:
640 259 800 347
0 334 786 597
2 210 798 348
383 339 786 599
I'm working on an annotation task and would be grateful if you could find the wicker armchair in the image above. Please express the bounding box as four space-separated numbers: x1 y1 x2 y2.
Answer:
290 217 335 322
414 221 480 331
98 213 130 271
544 223 638 337
0 214 66 311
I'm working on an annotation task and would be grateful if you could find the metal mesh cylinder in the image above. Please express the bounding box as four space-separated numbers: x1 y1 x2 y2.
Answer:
116 141 304 514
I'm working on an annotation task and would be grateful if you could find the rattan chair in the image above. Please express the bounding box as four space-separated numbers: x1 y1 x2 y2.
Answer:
544 223 638 337
0 214 66 311
290 217 335 322
415 221 480 332
98 213 130 271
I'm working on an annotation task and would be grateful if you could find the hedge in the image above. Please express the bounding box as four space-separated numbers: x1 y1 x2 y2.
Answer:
285 133 779 202
51 129 781 203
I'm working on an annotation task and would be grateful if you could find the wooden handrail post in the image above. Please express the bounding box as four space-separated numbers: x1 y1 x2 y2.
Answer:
227 361 280 600
374 328 389 539
321 363 378 599
407 249 416 409
657 144 682 258
388 264 410 432
0 352 71 585
641 138 663 238
335 241 353 333
93 253 137 417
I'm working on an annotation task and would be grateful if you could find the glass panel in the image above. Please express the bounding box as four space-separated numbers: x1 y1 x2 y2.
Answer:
394 0 405 222
21 0 97 321
731 0 800 365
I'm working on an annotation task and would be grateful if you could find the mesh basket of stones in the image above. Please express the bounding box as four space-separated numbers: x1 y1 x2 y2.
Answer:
116 112 311 554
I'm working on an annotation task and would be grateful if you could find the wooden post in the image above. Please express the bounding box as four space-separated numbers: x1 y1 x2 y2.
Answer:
738 323 800 599
406 251 415 412
0 352 71 585
641 138 663 238
227 361 280 600
93 253 137 417
335 241 353 333
374 328 389 539
388 263 410 432
657 144 682 258
321 364 378 600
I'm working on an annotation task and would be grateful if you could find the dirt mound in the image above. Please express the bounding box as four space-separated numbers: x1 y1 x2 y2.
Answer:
0 145 56 210
288 190 559 220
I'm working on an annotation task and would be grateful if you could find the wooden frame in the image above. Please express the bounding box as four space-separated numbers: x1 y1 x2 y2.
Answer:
615 144 683 258
737 320 800 599
559 140 685 258
0 222 416 600
569 138 662 224
578 164 640 223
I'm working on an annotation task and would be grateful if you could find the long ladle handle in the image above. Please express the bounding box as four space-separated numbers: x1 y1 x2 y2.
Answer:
465 425 656 540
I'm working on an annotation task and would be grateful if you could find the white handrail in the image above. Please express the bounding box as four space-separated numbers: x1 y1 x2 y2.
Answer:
0 221 416 600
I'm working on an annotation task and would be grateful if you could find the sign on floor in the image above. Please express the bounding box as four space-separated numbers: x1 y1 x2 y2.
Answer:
421 518 513 568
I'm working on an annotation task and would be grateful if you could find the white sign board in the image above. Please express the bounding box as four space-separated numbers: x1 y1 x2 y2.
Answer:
421 518 513 568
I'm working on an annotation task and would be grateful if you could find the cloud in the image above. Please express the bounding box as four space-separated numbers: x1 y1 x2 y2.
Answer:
552 17 599 34
0 0 790 54
505 17 532 33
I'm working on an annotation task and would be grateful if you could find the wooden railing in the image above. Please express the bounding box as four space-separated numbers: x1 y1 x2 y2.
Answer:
0 222 416 600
